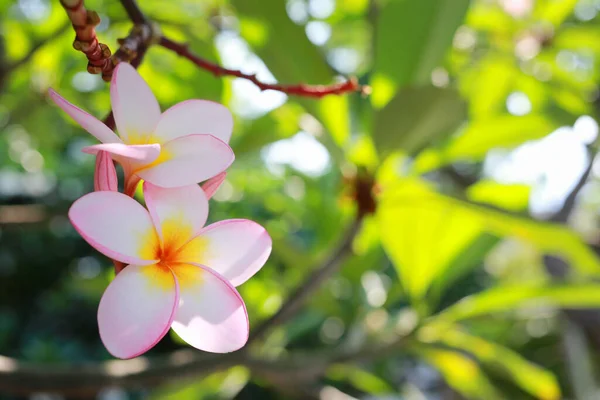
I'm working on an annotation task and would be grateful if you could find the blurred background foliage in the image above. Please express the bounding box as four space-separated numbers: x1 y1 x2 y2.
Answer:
4 0 600 398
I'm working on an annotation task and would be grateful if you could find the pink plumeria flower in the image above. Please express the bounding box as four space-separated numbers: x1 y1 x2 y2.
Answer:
48 62 235 195
94 151 118 192
68 182 272 359
201 171 227 199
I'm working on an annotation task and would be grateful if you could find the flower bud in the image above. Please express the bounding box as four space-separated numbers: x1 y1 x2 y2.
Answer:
201 171 227 199
94 151 118 192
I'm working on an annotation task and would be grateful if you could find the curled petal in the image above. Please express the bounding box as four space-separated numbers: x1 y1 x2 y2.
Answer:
110 63 161 142
143 182 208 245
153 99 234 144
136 134 234 188
179 219 271 286
94 151 118 192
82 143 161 164
98 264 178 359
170 263 249 353
48 89 121 144
69 191 159 265
201 171 227 199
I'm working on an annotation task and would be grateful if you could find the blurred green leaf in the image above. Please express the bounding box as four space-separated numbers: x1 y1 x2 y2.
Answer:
372 0 470 107
373 86 467 157
328 364 394 394
435 326 561 400
380 178 600 281
231 0 350 159
467 181 531 212
414 114 557 172
417 347 504 400
535 0 579 26
434 284 600 322
378 178 484 306
445 114 556 160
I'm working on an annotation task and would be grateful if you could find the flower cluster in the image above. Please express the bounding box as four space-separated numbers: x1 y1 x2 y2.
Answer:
49 63 271 359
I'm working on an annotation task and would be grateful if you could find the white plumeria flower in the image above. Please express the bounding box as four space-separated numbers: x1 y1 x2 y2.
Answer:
69 182 272 359
49 62 235 194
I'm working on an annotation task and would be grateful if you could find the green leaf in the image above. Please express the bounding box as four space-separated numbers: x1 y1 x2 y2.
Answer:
327 364 394 394
379 178 600 295
428 233 500 305
414 114 558 172
467 181 531 212
434 284 600 322
445 114 556 159
373 86 467 157
378 179 485 304
416 347 504 400
231 103 303 155
434 327 561 400
535 0 579 26
372 0 470 107
231 0 350 158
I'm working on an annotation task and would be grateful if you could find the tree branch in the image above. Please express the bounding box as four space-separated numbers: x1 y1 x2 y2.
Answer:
118 0 147 24
549 147 593 223
248 216 363 344
59 0 114 80
0 335 404 396
158 37 369 98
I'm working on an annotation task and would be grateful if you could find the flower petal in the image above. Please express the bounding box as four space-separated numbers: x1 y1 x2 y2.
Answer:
153 99 233 144
178 219 271 286
170 263 248 353
48 88 122 144
69 191 159 265
82 143 161 164
110 63 161 142
98 264 178 359
201 171 227 199
136 134 234 188
94 151 118 192
143 182 208 245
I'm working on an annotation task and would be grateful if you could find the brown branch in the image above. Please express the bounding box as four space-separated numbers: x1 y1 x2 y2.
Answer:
0 335 404 396
248 216 363 344
549 147 593 223
118 0 147 24
158 36 369 98
59 0 114 79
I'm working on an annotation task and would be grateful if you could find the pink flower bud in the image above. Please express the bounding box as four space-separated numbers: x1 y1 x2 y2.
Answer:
94 151 118 192
201 171 227 199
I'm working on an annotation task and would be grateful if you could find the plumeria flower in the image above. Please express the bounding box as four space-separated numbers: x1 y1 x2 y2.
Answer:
69 182 271 358
94 150 118 192
48 62 235 195
201 171 227 199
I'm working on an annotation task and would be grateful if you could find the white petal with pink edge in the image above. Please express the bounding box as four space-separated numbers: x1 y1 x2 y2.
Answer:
170 263 249 353
82 143 161 164
110 63 161 142
181 219 271 287
201 171 227 199
48 89 122 144
98 264 178 359
136 134 234 188
68 191 159 265
143 183 208 242
153 99 233 143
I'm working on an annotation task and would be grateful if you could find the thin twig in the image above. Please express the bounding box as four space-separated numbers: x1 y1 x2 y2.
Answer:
549 148 594 223
158 36 369 98
59 0 114 79
248 217 363 343
118 0 147 24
